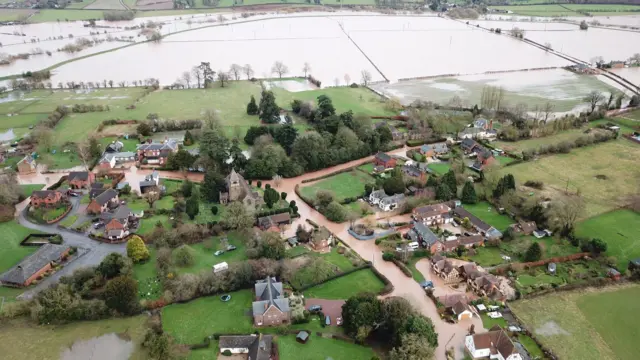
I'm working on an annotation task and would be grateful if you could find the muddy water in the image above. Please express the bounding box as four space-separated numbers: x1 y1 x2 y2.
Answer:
60 333 134 360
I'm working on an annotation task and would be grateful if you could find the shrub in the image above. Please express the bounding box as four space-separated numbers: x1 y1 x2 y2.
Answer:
173 245 195 267
126 235 150 263
222 350 232 356
382 252 396 261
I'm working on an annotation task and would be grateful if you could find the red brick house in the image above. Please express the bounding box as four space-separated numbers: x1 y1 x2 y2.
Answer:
30 190 64 208
252 277 291 327
470 147 496 171
86 189 119 214
257 212 291 232
373 152 396 169
412 203 452 225
310 226 333 252
67 171 95 189
136 139 179 166
0 244 70 287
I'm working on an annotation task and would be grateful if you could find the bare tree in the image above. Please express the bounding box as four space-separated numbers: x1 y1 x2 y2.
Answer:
217 70 229 87
590 56 604 67
344 74 351 85
182 71 191 89
480 85 505 110
243 64 254 80
271 61 289 79
272 174 282 188
217 14 226 23
510 27 525 38
543 102 554 123
584 90 605 114
448 95 463 109
229 64 242 81
145 192 160 209
549 196 585 235
118 81 126 87
361 70 372 86
629 53 640 66
77 141 92 170
191 66 202 88
302 62 311 77
334 78 340 87
543 42 552 51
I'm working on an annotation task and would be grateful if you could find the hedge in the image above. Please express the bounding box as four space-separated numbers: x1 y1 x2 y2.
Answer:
406 137 446 147
301 166 358 184
255 207 291 218
368 262 395 295
47 175 68 190
392 259 412 277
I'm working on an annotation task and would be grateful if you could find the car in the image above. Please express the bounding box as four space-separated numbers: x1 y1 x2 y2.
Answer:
214 250 224 256
93 222 104 229
226 245 237 251
68 191 80 197
308 305 322 312
325 315 331 326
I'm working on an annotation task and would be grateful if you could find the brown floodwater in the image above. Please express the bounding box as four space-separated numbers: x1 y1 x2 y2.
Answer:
60 333 134 360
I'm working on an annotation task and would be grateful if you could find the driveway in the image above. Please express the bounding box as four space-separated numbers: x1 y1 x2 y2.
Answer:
305 299 345 326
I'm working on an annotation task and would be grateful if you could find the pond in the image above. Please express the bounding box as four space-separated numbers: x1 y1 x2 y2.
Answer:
60 333 134 360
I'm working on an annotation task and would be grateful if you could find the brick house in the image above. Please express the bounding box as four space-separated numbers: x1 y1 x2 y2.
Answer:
470 147 496 171
67 171 95 189
433 259 460 284
17 155 37 175
30 190 64 208
413 203 452 225
98 152 136 170
466 325 523 360
419 143 449 157
406 221 441 253
373 152 396 169
136 139 178 166
257 212 291 232
460 138 480 153
102 206 134 240
0 244 70 287
218 334 273 360
252 277 290 327
401 165 427 182
453 207 502 239
87 189 119 214
440 235 485 253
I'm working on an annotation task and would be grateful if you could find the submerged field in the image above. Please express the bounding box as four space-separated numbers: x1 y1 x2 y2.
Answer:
510 285 640 360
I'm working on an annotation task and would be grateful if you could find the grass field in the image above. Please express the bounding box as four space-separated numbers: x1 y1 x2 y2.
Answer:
501 236 577 261
0 9 35 21
19 184 44 197
427 162 451 175
133 247 161 300
300 171 374 202
461 201 514 232
0 220 42 274
490 4 640 16
58 214 79 228
277 334 376 360
499 139 640 218
162 289 255 344
470 246 505 267
510 285 640 360
0 114 47 130
304 268 385 300
174 233 247 274
0 316 149 360
575 209 640 270
137 214 170 236
494 128 609 154
27 9 108 22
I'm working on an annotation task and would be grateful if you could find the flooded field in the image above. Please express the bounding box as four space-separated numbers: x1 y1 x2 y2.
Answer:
610 67 640 86
60 333 134 360
371 68 617 112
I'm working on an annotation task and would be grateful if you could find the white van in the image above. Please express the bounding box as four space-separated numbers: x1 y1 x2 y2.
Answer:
408 242 420 250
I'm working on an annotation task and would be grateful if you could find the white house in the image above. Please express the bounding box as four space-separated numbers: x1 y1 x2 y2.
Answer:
465 326 523 360
452 301 474 321
213 262 229 273
379 193 405 212
368 189 387 205
458 127 498 140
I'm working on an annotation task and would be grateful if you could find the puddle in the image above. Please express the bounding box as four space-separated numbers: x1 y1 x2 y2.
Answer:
60 333 134 360
266 80 317 92
0 129 16 141
535 321 570 337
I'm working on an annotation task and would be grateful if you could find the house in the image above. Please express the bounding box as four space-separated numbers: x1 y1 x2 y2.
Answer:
67 171 95 189
460 138 480 153
375 122 403 140
219 169 263 208
17 155 37 174
431 254 445 264
458 263 478 278
30 190 64 208
470 146 496 171
102 206 133 240
257 212 291 232
139 171 160 194
0 244 70 287
252 277 291 327
218 334 273 360
373 152 396 169
413 203 452 225
474 118 491 130
458 127 498 141
509 221 537 236
433 259 460 283
420 143 449 157
89 183 106 199
453 207 502 239
136 138 179 166
310 226 333 252
379 193 405 212
98 152 136 169
439 294 474 320
401 165 427 182
470 274 502 298
105 140 124 153
466 326 523 360
368 189 387 205
407 221 441 253
442 235 485 253
609 60 625 69
87 189 119 214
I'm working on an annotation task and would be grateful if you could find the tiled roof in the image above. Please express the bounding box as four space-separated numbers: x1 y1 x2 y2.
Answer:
68 171 90 181
93 189 118 206
0 244 68 285
375 152 392 162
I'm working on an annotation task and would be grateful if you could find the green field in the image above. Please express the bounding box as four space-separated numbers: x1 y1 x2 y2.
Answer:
277 334 376 360
499 140 640 218
27 9 109 22
576 209 640 270
0 9 34 21
0 114 47 130
511 285 640 360
0 316 149 360
0 221 42 274
133 247 161 300
19 184 44 197
470 246 505 267
427 162 451 175
303 268 385 300
461 201 514 232
490 4 640 16
501 236 577 261
494 128 610 154
175 233 247 274
300 171 374 202
162 289 255 344
137 214 170 236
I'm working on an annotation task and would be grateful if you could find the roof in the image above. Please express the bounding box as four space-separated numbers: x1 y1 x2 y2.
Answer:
608 268 621 276
380 193 405 205
0 244 68 285
106 141 123 152
253 277 290 316
474 118 488 128
287 237 298 246
471 327 518 359
219 334 273 360
67 171 90 182
420 143 449 153
452 301 471 315
460 138 479 150
100 151 136 163
103 206 132 222
93 189 118 206
296 331 309 341
411 222 439 246
370 189 387 199
453 207 491 232
401 165 425 177
413 203 451 218
31 190 61 200
438 294 468 308
136 139 178 152
375 152 392 163
18 155 36 166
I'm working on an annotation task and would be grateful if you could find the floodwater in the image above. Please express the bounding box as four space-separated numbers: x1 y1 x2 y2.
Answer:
60 333 134 360
266 79 317 92
610 66 640 86
0 128 15 141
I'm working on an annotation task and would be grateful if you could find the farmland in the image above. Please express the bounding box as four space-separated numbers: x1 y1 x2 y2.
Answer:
510 285 640 360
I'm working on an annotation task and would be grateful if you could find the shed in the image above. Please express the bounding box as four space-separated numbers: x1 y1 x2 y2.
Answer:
296 331 310 344
213 262 229 273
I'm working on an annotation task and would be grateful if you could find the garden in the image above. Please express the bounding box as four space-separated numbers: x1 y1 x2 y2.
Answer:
173 233 247 275
277 334 376 360
289 247 364 290
303 268 386 300
0 221 43 274
462 201 514 232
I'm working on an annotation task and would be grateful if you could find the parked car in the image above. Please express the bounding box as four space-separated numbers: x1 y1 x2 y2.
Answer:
308 305 322 312
226 245 237 251
325 315 331 326
93 222 104 229
214 250 224 256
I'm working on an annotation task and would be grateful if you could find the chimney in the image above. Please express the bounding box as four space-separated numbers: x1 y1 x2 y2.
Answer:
264 303 268 310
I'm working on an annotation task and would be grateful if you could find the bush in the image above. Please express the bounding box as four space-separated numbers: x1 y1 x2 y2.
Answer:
173 245 196 267
382 252 396 261
126 235 150 263
222 350 232 356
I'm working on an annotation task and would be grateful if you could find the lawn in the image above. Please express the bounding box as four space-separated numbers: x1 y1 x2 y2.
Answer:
461 201 514 232
499 139 640 218
494 128 608 155
174 233 247 274
0 9 35 22
162 289 255 344
427 162 451 176
286 245 310 258
272 86 396 116
357 163 375 173
589 119 636 135
470 246 505 267
137 214 170 236
480 313 507 329
133 248 161 300
304 269 385 300
0 220 43 274
407 256 426 283
37 144 82 169
98 136 141 152
516 334 545 360
575 209 640 270
277 334 376 360
299 171 374 202
125 195 174 213
58 214 78 228
510 284 640 360
20 184 44 197
0 316 149 360
0 114 48 130
500 236 577 262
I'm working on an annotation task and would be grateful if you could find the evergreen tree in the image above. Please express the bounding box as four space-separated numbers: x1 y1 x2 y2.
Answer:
442 170 457 195
183 130 195 146
505 174 516 191
126 236 149 263
426 176 438 187
89 137 102 159
436 183 453 201
258 90 279 124
383 168 406 195
493 178 506 199
461 181 477 204
524 242 542 262
181 179 193 197
246 95 258 115
229 138 248 172
186 195 200 220
316 94 336 119
201 170 224 202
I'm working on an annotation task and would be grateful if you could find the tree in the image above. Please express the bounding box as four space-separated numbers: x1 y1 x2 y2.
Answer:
442 170 457 195
145 191 159 209
127 235 150 263
426 176 438 187
32 126 54 151
183 130 195 146
389 333 435 360
229 138 248 172
629 53 640 66
166 149 195 171
302 62 311 77
579 20 588 30
383 168 406 195
217 70 229 87
436 183 453 201
137 122 152 137
97 253 132 279
199 123 230 171
361 70 372 86
243 64 254 79
223 201 254 230
181 71 191 88
77 140 93 170
181 179 194 197
342 293 382 339
258 90 280 124
199 62 215 87
246 95 258 115
261 232 285 260
263 187 280 208
185 195 200 220
104 276 139 315
590 238 607 255
524 242 542 262
174 245 195 267
191 66 202 88
271 61 289 78
324 201 347 222
281 192 287 201
548 196 585 236
584 90 604 114
316 95 336 119
229 64 242 80
461 181 477 204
